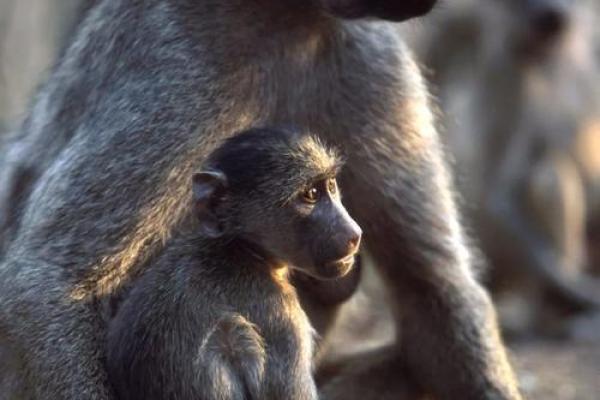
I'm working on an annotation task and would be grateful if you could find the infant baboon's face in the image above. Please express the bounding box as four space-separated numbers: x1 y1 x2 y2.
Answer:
193 128 362 280
254 174 362 280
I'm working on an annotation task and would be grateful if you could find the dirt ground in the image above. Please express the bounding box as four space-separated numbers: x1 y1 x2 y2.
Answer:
511 341 600 400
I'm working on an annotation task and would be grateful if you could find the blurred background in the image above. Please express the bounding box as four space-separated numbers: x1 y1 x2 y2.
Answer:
0 0 599 398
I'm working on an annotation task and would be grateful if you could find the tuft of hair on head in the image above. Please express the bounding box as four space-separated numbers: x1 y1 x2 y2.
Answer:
204 127 344 205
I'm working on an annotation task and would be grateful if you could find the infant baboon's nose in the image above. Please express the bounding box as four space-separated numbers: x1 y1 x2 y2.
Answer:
348 234 360 253
345 225 362 255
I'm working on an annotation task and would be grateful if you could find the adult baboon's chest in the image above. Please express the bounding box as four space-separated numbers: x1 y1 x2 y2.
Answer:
221 26 401 135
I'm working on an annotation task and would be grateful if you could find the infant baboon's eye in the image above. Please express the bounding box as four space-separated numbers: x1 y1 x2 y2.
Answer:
301 185 320 204
327 178 337 195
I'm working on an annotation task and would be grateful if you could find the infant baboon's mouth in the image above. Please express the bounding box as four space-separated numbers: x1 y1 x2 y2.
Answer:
321 254 355 278
336 254 355 265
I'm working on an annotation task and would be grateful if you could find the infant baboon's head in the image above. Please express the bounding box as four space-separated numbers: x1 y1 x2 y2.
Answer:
193 127 362 280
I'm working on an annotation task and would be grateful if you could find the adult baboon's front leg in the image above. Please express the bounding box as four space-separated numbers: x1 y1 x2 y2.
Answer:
335 123 522 399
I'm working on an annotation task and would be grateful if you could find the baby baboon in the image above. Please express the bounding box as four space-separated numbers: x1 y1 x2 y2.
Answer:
107 127 361 400
0 1 521 399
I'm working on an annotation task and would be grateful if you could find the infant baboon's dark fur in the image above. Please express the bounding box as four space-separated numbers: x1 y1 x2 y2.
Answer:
108 128 361 400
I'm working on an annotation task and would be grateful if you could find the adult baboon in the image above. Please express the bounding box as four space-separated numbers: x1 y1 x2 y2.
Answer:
0 1 520 399
417 0 600 333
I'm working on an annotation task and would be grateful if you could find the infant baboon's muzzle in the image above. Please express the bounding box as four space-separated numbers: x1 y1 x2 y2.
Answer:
321 215 362 279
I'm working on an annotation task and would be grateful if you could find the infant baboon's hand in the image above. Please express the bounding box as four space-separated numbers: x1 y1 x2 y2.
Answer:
196 313 266 400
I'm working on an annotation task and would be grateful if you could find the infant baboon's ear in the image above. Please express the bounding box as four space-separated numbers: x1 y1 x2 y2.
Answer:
192 170 228 238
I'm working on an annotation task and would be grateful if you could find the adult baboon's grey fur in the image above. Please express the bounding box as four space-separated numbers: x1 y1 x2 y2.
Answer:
0 1 521 399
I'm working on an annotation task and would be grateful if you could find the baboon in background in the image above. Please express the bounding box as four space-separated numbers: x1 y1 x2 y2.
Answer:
0 1 522 399
108 127 363 400
415 0 600 335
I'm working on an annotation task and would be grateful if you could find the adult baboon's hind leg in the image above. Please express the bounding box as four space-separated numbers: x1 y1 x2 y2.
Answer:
334 123 521 399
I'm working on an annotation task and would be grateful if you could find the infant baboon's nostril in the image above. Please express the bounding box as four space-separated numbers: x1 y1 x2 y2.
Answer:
347 230 361 255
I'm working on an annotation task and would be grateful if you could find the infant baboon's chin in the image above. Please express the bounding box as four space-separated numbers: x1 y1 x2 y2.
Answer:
293 257 356 281
314 254 356 280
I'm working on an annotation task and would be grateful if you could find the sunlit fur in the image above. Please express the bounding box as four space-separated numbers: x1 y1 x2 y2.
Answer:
204 127 343 206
